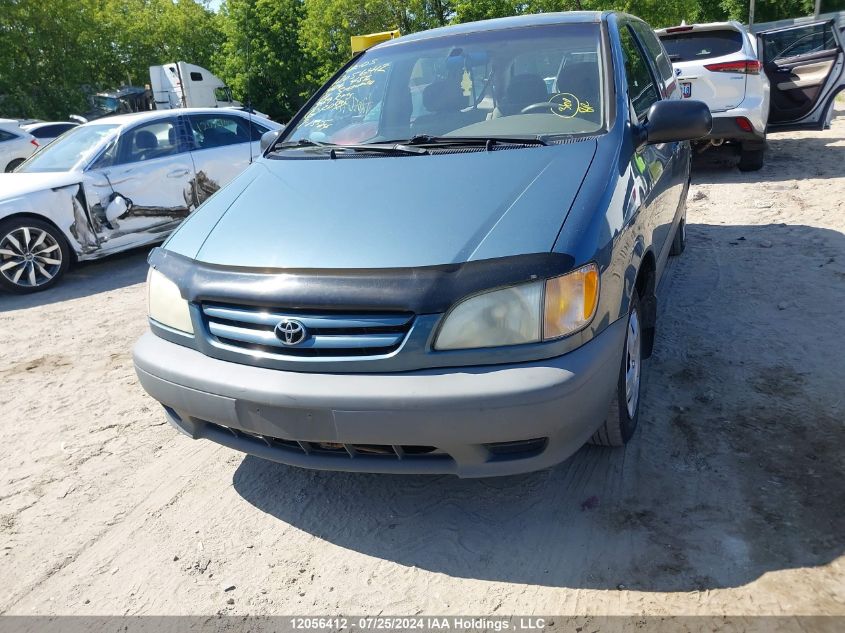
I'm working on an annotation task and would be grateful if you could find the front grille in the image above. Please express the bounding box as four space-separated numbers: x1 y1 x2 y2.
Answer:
226 425 446 460
201 302 414 358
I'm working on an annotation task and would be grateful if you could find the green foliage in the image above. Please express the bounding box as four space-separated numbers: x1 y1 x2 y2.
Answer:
214 0 311 121
0 0 97 118
299 0 455 86
0 0 837 121
0 0 222 119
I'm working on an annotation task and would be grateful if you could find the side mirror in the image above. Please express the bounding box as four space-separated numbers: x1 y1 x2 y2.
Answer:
260 128 283 152
643 100 712 144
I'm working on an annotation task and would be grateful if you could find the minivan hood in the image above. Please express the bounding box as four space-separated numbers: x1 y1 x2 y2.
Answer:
170 140 597 269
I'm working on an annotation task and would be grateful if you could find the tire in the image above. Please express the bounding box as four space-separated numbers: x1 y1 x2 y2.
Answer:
5 158 24 173
738 145 764 172
590 293 643 447
670 215 686 256
0 217 70 294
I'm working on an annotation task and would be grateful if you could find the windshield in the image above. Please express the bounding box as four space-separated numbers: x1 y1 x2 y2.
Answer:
284 23 604 146
18 124 119 173
93 95 120 112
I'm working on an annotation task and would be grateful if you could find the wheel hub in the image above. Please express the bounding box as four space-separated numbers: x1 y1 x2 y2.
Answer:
0 226 62 288
624 308 641 419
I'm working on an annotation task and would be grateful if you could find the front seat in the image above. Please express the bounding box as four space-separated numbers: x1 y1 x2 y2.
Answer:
498 74 549 115
133 130 158 160
412 80 475 136
555 62 602 125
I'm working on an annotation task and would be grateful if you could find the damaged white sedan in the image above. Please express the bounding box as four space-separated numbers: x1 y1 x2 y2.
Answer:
0 108 280 293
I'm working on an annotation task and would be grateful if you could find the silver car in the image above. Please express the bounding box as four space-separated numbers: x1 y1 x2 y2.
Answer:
0 108 281 293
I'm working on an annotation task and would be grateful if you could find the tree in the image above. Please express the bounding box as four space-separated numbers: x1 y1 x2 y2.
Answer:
94 0 224 88
0 0 223 119
453 0 524 23
299 0 455 86
215 0 313 121
0 0 96 118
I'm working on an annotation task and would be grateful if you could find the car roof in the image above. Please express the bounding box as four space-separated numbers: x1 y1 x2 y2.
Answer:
0 121 34 137
655 21 748 35
86 108 277 128
373 11 606 49
22 121 78 130
97 86 147 98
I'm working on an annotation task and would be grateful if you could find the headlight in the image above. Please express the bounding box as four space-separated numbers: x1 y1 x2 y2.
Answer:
434 283 543 350
434 263 599 351
147 268 194 334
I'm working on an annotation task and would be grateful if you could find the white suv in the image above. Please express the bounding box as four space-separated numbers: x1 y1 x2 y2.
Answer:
0 121 39 173
657 22 770 171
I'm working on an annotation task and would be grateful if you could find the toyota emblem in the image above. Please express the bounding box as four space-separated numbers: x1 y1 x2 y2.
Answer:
275 318 308 346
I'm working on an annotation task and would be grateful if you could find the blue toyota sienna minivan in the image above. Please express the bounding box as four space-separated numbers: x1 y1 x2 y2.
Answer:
133 12 710 477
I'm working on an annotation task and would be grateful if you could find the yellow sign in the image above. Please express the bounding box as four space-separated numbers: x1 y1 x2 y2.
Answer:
461 70 472 97
351 30 401 54
549 92 580 118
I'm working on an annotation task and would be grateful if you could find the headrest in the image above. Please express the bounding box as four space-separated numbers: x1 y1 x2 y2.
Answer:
134 130 158 150
499 74 549 114
422 80 467 113
556 62 599 95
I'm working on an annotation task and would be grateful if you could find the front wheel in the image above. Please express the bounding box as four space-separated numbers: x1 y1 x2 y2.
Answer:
590 294 642 446
0 218 70 294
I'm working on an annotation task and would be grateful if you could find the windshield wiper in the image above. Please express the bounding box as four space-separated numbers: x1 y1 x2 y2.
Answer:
394 134 549 148
273 138 334 150
272 138 427 157
333 143 428 156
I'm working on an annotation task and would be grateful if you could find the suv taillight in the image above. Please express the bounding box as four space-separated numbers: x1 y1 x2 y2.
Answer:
30 139 39 148
704 59 762 75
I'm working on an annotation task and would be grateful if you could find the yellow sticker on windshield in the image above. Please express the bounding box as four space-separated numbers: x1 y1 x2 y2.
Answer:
461 70 472 97
578 101 594 113
549 92 580 119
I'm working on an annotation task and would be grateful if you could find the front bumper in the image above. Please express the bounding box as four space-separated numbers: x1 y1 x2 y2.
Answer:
133 318 626 478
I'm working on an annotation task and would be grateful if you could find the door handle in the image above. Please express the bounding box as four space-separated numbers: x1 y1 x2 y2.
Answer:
167 169 190 178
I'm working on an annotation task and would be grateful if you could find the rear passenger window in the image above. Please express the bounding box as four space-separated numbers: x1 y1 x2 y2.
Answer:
620 26 660 120
0 130 16 142
659 30 744 62
189 115 254 149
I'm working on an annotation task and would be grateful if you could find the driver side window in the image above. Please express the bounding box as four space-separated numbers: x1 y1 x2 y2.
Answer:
115 119 181 165
619 25 660 121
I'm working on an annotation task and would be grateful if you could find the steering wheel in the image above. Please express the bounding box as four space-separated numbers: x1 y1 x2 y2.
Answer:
520 102 556 115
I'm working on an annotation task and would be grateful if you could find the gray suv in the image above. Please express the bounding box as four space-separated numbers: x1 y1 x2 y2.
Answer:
133 12 710 477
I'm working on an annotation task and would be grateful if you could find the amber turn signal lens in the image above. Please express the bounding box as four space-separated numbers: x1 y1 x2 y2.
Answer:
543 264 599 340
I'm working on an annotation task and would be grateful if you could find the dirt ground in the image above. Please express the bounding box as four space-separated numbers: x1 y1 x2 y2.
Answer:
1 108 844 620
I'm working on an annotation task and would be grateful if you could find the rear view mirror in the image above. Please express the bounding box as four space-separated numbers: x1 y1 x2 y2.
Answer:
260 129 283 152
644 100 712 144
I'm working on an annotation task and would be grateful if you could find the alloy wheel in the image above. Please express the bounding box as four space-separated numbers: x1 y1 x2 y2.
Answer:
0 226 63 289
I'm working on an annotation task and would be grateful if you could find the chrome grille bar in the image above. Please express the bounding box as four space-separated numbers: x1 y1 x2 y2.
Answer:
203 304 412 329
208 321 404 350
201 302 414 358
